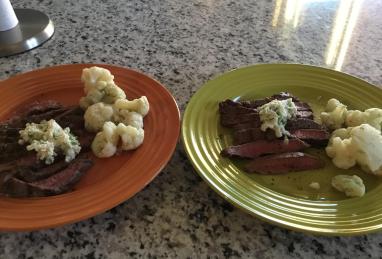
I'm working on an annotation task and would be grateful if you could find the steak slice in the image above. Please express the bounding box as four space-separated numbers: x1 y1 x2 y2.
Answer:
219 100 256 114
14 159 70 182
0 127 21 137
290 129 330 147
239 92 311 112
3 101 63 126
232 120 262 131
271 92 301 102
233 128 276 145
221 139 310 159
220 112 260 127
77 132 95 151
1 158 93 197
1 106 70 129
245 152 324 174
285 118 323 131
56 115 85 136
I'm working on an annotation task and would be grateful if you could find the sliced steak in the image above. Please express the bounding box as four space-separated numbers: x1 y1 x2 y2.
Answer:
290 129 330 147
293 101 312 111
56 114 84 131
219 100 256 114
54 106 84 121
232 120 262 131
14 159 70 182
285 118 323 130
239 92 311 111
245 152 324 174
233 128 276 145
221 139 310 159
17 100 63 117
1 107 71 129
0 135 20 143
0 127 21 137
2 101 63 129
241 99 271 109
0 143 29 163
0 154 54 183
77 132 95 151
1 158 93 197
220 112 260 127
271 92 301 101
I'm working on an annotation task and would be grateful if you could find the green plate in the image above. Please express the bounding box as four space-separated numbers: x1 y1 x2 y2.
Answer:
182 64 382 236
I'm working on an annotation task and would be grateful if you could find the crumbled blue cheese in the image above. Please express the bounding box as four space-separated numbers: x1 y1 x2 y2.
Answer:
19 119 81 164
258 98 297 138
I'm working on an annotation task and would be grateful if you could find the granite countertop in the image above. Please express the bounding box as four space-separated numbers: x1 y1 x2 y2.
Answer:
1 0 382 258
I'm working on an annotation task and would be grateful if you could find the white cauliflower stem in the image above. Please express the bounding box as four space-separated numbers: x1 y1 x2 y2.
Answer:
91 122 119 158
84 103 114 132
117 123 144 150
114 96 149 117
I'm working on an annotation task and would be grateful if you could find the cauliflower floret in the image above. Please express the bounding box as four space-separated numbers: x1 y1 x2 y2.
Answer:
91 122 119 158
79 88 105 109
113 111 143 129
309 182 320 190
116 123 144 150
102 83 127 104
351 124 382 174
114 96 149 117
326 130 356 169
81 66 114 94
84 103 114 132
331 175 365 198
326 124 382 175
79 82 126 110
320 98 348 130
346 108 382 131
79 67 126 109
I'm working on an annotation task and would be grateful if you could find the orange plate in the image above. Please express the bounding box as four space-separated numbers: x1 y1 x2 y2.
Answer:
0 64 180 231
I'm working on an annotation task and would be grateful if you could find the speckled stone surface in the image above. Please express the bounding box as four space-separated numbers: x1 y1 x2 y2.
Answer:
1 0 382 258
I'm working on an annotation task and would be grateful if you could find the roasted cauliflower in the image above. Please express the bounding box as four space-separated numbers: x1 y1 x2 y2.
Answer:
84 102 114 132
79 67 126 109
320 98 348 130
326 124 382 175
91 121 119 158
81 66 114 94
114 96 149 117
116 123 144 151
331 175 365 198
346 108 382 131
114 111 143 129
